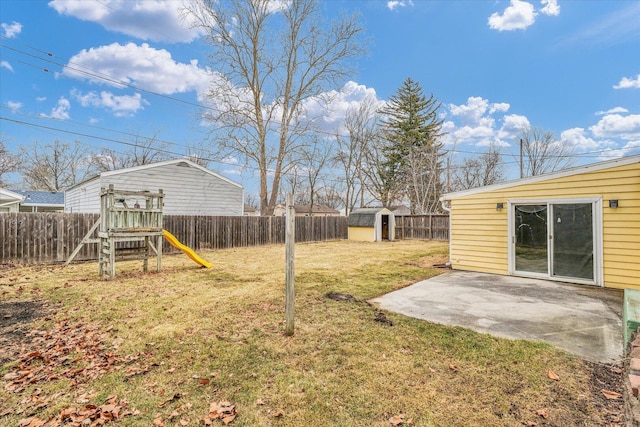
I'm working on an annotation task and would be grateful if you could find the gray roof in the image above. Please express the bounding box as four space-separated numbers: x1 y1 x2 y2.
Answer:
13 190 65 206
347 207 390 227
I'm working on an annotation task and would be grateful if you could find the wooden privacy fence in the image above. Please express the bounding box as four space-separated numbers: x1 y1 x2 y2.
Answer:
0 213 450 265
0 213 348 265
394 214 449 241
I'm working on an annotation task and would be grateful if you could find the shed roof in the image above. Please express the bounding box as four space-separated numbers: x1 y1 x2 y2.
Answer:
440 154 640 201
348 207 392 227
294 204 340 214
13 190 64 207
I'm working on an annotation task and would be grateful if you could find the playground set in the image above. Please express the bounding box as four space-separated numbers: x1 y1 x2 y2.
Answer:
66 185 211 279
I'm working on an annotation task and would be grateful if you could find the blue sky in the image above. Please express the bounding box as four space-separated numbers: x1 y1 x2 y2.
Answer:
1 0 639 194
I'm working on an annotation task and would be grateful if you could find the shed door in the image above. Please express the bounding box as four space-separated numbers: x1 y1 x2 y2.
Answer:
381 215 389 240
511 200 599 285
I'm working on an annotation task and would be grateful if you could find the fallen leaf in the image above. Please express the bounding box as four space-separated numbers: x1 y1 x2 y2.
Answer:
180 419 189 426
389 414 405 426
153 417 164 426
256 399 266 406
602 389 622 399
159 393 182 408
536 409 548 419
272 410 284 418
525 421 538 426
198 378 210 386
546 369 560 381
448 365 459 372
222 413 237 424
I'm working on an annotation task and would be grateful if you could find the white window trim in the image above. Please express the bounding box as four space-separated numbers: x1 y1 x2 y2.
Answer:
507 197 603 287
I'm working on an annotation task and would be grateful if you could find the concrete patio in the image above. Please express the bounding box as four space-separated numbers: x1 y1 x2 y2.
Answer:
371 271 623 363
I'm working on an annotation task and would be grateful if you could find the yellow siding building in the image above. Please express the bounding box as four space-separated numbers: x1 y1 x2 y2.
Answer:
440 155 639 290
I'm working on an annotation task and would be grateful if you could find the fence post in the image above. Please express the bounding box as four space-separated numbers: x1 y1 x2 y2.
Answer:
429 214 433 240
285 194 295 336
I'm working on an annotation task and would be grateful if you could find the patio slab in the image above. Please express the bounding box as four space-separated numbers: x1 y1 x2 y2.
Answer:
371 271 623 363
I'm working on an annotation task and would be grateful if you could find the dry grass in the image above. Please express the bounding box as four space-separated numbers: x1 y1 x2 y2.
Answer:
0 240 613 426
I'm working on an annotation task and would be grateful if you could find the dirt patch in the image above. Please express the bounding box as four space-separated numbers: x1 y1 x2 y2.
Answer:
404 255 450 269
0 299 56 365
586 361 625 426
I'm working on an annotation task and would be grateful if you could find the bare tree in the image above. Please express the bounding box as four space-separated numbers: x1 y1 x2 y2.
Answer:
184 140 212 168
298 137 333 213
361 136 403 208
0 140 20 187
519 127 574 177
183 0 364 215
452 147 505 191
315 181 344 210
334 96 380 215
88 129 170 172
244 193 260 209
404 145 442 213
20 140 91 191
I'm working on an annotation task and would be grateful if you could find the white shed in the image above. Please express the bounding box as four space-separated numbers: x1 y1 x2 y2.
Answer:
347 207 395 242
0 188 23 213
65 159 244 216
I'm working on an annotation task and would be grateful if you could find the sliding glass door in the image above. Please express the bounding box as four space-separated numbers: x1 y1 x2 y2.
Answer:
515 204 548 275
511 200 598 285
552 203 593 280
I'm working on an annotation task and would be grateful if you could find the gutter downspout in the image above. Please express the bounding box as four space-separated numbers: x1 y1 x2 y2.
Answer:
440 198 452 268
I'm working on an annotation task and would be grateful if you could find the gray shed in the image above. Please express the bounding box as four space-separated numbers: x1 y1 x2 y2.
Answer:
348 207 395 241
65 159 244 216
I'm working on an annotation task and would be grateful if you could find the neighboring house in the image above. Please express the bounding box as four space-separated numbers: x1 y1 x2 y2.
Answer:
389 205 411 216
273 204 340 217
65 159 244 216
347 207 395 242
440 155 640 290
13 190 65 212
243 205 259 216
0 188 23 213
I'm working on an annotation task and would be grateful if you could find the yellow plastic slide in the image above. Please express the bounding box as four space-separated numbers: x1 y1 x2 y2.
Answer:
162 229 213 268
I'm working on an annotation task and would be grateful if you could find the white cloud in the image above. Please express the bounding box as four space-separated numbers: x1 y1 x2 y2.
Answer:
40 97 71 120
540 0 560 16
589 114 640 140
1 21 22 38
387 0 414 11
614 74 640 89
36 97 47 102
560 127 615 151
488 0 536 31
63 43 212 97
598 140 640 159
7 101 22 113
0 61 13 72
488 0 560 31
49 0 203 43
71 89 147 117
595 107 629 115
444 97 522 147
301 81 385 134
489 102 510 114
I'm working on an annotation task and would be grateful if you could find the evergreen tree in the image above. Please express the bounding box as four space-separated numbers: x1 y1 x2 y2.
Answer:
378 77 444 213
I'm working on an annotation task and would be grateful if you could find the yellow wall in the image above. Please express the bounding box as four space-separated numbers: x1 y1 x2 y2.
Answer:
449 161 639 289
348 226 375 241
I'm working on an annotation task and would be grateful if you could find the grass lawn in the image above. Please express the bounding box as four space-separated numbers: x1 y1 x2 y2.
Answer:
0 240 622 426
